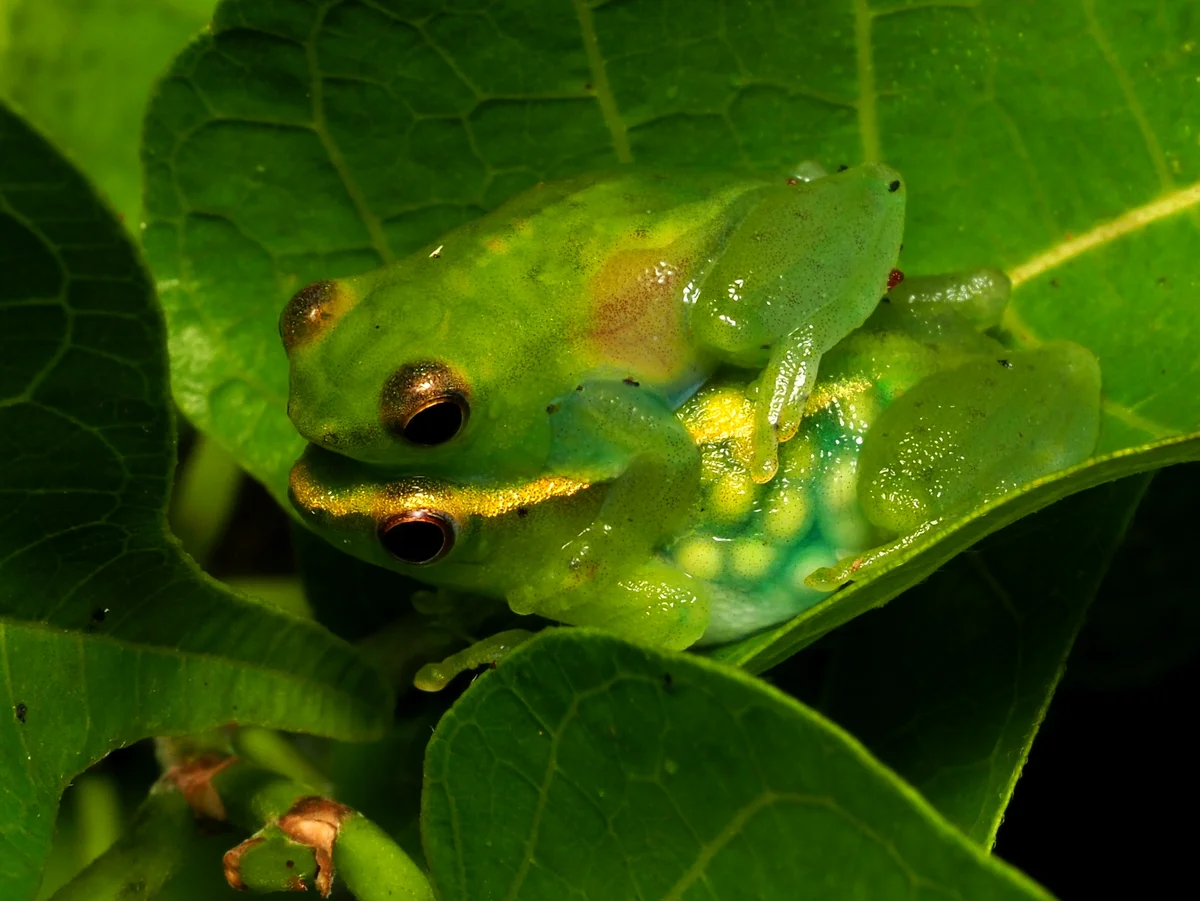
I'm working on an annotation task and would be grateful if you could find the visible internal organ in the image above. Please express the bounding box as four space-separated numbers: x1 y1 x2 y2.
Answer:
584 246 696 384
668 377 886 644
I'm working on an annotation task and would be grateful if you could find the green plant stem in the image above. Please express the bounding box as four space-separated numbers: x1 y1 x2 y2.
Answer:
211 758 434 899
334 814 435 901
169 432 243 565
73 772 123 869
232 726 331 793
46 787 196 901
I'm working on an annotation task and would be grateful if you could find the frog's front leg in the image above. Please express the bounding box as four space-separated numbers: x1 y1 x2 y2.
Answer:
506 381 701 615
413 560 709 691
558 559 711 649
689 163 907 482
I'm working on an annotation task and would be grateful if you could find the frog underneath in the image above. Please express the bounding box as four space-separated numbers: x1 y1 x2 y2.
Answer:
288 296 1102 689
282 165 907 611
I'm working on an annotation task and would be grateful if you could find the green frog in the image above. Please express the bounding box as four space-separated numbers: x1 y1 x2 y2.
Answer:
288 294 1102 689
281 165 908 611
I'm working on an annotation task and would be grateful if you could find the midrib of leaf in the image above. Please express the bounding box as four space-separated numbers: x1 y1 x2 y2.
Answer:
995 178 1200 439
1005 179 1200 289
572 0 631 163
662 793 854 901
307 2 394 264
854 0 880 162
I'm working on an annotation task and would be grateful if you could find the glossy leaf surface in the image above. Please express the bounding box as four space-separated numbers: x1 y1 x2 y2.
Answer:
423 630 1055 901
141 2 1200 635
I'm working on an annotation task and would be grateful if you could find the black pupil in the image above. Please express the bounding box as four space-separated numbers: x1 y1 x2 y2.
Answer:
381 518 448 564
403 400 463 445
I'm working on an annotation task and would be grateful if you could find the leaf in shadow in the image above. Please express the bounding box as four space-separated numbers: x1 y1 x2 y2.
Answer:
423 630 1058 901
783 475 1149 847
0 105 391 900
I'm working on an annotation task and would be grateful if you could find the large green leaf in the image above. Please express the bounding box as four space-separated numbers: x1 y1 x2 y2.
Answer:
0 104 391 900
140 0 1200 653
795 474 1147 846
0 0 219 226
423 629 1056 900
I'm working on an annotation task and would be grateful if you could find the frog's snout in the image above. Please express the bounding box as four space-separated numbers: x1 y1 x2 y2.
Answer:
851 161 904 198
378 510 456 565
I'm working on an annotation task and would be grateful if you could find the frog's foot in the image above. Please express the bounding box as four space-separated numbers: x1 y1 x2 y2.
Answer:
804 522 939 591
413 629 536 692
887 267 1011 328
749 324 820 483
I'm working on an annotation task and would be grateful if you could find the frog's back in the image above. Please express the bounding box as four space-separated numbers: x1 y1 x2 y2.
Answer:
364 171 770 387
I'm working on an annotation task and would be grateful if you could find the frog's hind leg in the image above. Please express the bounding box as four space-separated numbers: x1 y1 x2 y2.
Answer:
887 267 1011 329
807 342 1101 591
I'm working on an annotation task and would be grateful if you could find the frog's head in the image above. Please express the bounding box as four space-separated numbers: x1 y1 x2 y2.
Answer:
279 254 551 473
288 444 603 594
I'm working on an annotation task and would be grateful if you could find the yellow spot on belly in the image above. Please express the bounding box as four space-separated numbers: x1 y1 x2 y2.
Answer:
674 536 725 581
708 470 756 524
731 538 776 580
762 486 812 543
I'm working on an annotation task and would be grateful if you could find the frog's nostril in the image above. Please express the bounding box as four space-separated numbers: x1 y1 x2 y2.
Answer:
379 511 455 564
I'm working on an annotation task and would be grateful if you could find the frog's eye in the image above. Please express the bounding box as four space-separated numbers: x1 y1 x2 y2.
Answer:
381 361 471 446
280 280 355 352
378 510 456 564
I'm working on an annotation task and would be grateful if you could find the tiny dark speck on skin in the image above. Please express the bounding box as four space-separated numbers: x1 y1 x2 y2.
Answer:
575 385 584 392
888 180 901 192
837 164 849 172
623 377 640 387
16 703 27 723
546 403 560 414
517 507 529 518
998 359 1012 368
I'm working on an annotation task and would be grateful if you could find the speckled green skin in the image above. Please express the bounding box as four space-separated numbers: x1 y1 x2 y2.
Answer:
283 165 906 613
289 296 1102 657
670 302 1102 643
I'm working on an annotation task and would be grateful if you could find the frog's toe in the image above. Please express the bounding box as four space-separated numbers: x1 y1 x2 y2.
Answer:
749 435 780 484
